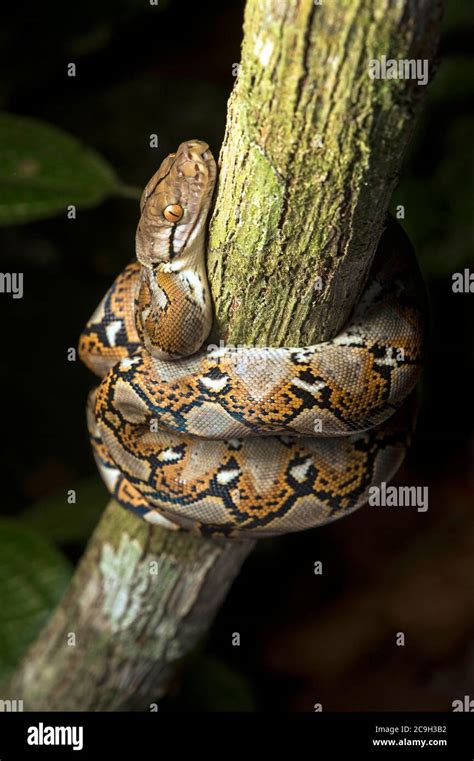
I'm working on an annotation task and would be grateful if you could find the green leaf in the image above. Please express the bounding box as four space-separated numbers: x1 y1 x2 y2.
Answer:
19 477 108 545
0 113 121 225
0 520 72 681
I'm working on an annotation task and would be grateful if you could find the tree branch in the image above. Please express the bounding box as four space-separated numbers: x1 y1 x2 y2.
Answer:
209 0 443 346
6 0 443 710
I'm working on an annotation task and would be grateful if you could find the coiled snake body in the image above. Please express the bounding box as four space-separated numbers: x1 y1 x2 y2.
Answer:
79 140 426 539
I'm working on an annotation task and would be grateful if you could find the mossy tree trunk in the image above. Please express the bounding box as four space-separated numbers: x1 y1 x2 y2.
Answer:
7 0 443 711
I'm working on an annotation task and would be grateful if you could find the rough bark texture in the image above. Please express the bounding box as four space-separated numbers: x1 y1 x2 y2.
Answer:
7 502 253 710
6 0 443 711
208 0 443 346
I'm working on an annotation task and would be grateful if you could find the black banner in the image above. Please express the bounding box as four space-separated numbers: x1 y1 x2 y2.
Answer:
0 712 473 758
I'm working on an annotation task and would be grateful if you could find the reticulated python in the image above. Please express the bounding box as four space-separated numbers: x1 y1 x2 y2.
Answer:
79 140 426 539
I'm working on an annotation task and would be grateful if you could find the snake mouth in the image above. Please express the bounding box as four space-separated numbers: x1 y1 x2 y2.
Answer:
137 140 217 265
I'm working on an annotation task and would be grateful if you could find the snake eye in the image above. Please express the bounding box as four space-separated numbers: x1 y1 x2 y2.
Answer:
163 204 183 222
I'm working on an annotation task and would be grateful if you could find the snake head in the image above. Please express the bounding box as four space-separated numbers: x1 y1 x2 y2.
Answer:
136 139 217 266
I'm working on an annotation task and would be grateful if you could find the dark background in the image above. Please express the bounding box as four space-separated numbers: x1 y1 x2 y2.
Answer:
0 0 473 711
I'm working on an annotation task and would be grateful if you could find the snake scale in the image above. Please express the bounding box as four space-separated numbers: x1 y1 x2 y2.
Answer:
79 140 427 539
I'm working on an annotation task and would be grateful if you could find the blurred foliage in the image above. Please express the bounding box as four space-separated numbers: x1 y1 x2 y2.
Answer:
441 0 473 32
0 520 71 682
390 0 474 278
19 477 107 545
55 74 229 187
0 114 125 225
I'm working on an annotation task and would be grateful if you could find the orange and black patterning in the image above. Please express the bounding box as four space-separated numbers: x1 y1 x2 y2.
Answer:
79 140 427 539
